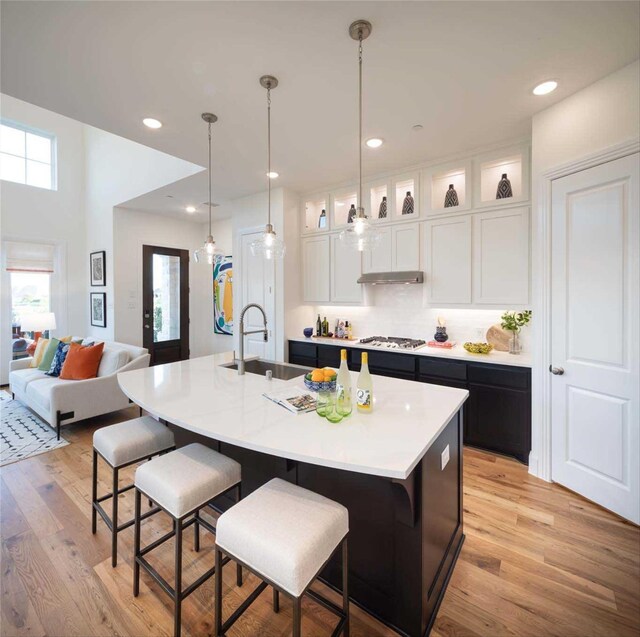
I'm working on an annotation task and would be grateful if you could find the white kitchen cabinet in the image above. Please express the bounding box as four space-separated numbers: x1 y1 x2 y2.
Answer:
362 227 392 273
425 216 472 304
472 207 529 304
392 224 421 271
302 235 330 303
330 234 362 303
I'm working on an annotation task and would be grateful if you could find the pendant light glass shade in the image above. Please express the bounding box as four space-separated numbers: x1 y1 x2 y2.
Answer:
339 208 382 252
340 20 381 253
250 75 285 261
194 113 223 265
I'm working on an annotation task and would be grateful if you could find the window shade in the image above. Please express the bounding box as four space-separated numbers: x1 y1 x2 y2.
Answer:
4 241 55 272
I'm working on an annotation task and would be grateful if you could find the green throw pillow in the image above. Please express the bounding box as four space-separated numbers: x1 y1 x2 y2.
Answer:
38 338 61 371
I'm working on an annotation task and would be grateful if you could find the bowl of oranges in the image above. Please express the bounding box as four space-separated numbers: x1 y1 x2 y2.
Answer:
304 367 337 392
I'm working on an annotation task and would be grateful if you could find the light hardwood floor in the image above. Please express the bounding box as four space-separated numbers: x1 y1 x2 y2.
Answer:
1 405 639 637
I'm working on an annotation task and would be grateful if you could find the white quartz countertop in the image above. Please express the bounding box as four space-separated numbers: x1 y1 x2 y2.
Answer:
117 352 468 480
289 336 532 368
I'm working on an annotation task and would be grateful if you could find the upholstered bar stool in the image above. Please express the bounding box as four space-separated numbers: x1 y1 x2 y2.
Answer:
133 443 242 637
214 478 349 637
92 415 175 567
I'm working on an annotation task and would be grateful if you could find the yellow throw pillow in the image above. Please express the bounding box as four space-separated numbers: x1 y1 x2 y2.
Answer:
60 336 73 343
30 338 50 368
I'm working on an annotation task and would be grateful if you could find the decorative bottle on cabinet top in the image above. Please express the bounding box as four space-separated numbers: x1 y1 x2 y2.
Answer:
318 208 327 229
347 204 357 223
496 173 513 199
402 191 414 215
378 196 387 218
444 184 459 208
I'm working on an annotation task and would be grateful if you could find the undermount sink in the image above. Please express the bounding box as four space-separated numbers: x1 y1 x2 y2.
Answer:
220 358 311 381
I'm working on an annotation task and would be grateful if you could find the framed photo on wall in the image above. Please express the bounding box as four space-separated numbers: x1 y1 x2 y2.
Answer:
90 292 107 328
90 250 106 286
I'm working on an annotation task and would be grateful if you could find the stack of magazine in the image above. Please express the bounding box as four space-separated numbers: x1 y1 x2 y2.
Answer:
263 386 316 414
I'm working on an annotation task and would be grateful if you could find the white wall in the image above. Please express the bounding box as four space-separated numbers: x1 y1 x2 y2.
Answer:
84 126 202 340
530 60 640 479
0 94 86 384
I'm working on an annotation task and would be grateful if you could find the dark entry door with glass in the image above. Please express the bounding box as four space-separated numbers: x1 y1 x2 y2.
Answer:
142 245 189 365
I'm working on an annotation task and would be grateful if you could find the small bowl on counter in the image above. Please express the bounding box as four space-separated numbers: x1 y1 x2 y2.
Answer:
303 327 314 338
304 369 337 392
463 342 494 354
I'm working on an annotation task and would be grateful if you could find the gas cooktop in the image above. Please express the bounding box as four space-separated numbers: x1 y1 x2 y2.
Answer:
359 336 427 350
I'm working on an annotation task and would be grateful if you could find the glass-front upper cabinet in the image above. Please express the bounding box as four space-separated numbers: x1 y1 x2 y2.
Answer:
365 178 391 222
331 188 359 228
302 195 329 234
474 144 530 208
392 172 420 219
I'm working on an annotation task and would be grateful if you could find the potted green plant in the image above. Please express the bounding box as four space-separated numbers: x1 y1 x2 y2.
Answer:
501 310 532 355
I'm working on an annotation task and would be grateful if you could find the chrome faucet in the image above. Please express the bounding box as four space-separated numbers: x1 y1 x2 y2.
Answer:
237 303 268 375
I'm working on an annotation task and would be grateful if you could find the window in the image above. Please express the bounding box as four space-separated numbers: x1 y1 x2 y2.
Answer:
11 272 51 322
0 120 56 190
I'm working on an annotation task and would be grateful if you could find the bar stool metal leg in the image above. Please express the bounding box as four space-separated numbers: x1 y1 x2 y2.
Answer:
111 467 119 567
175 521 183 637
214 547 223 637
293 597 302 637
235 484 243 587
194 509 200 552
91 449 98 534
133 488 141 597
343 538 349 637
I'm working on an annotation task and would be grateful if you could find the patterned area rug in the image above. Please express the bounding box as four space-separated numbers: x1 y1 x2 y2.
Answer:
0 391 69 466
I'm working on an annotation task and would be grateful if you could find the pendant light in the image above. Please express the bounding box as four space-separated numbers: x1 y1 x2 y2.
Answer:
250 75 286 260
194 112 224 264
339 20 381 253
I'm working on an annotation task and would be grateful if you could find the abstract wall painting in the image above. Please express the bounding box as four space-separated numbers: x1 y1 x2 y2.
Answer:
213 256 233 335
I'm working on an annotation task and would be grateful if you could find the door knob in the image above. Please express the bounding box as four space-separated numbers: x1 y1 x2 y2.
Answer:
549 365 564 375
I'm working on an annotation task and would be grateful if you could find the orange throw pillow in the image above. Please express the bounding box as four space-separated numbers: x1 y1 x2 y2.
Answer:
60 342 105 380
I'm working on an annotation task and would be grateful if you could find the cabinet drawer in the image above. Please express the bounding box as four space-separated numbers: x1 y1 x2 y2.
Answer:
289 341 317 360
467 364 530 390
290 355 316 368
317 345 343 368
365 350 416 375
418 358 467 381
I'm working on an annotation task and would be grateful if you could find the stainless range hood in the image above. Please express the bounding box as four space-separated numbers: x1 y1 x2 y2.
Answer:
357 271 424 285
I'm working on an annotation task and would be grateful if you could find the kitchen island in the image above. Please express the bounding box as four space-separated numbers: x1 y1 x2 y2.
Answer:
118 352 468 637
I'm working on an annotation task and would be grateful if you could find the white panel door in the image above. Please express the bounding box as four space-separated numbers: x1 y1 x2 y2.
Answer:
392 223 420 271
362 227 392 273
302 236 330 303
240 231 275 360
472 207 529 304
425 216 472 304
330 235 362 304
551 153 639 523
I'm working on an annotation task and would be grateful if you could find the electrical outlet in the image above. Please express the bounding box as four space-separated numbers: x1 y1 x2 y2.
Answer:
441 444 450 470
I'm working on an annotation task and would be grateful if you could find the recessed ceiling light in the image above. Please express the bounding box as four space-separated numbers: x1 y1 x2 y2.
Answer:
266 171 279 179
143 117 162 129
412 124 423 132
185 205 196 213
365 138 383 148
533 81 558 96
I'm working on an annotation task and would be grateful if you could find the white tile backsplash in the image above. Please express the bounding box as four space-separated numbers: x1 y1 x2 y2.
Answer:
304 284 531 351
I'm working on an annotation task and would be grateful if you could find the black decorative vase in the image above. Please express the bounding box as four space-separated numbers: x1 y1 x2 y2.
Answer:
434 326 449 343
444 184 459 208
402 191 414 215
318 208 327 229
496 173 513 199
347 204 357 223
378 196 387 218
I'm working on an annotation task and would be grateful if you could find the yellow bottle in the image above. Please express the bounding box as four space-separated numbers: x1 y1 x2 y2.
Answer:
356 352 373 413
336 349 352 417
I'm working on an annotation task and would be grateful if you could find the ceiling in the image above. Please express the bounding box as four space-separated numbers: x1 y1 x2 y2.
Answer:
2 1 638 219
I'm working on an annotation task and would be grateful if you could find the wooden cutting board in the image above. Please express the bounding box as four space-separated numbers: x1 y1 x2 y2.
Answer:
486 324 511 351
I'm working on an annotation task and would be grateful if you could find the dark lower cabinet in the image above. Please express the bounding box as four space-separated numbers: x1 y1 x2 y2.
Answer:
289 340 532 465
466 383 531 463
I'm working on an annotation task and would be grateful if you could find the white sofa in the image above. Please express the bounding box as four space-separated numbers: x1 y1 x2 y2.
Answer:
9 341 150 439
